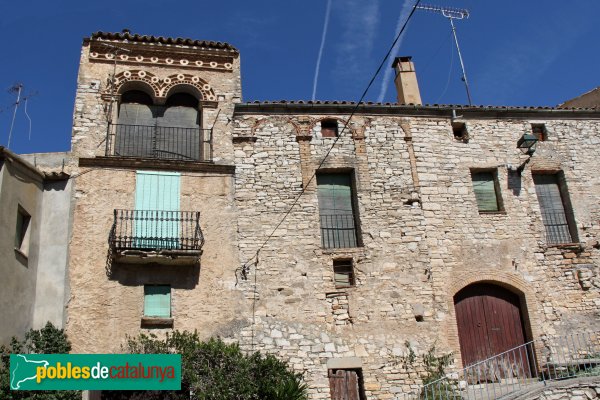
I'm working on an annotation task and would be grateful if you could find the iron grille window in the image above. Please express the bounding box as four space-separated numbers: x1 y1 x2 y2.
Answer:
533 174 576 244
317 173 359 248
471 170 502 212
333 259 355 288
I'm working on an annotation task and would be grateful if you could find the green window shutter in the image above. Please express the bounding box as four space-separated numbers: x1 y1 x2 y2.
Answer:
144 285 171 318
472 172 499 212
317 174 357 248
134 171 181 249
533 174 572 244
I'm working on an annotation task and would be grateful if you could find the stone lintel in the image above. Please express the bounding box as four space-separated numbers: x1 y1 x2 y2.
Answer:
79 157 235 174
327 357 362 370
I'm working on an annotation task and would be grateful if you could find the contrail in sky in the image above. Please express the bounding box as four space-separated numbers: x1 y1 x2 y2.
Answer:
377 0 414 103
312 0 333 101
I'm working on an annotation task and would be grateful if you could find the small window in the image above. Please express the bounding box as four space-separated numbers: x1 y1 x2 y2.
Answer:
144 285 171 318
321 119 339 138
333 259 355 288
531 123 547 141
452 121 468 141
471 170 502 212
15 206 31 256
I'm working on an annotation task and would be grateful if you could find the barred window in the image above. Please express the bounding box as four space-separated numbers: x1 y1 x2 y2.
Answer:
533 173 577 244
317 173 360 248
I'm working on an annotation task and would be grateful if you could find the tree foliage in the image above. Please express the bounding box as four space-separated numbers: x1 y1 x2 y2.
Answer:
102 331 307 400
0 322 80 400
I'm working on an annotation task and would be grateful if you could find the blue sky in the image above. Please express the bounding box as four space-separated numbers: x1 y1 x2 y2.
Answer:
1 0 598 154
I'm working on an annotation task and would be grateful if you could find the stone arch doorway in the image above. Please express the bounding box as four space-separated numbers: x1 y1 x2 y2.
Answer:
454 282 530 370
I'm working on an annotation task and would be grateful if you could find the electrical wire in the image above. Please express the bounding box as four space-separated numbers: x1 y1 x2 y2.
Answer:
240 0 424 349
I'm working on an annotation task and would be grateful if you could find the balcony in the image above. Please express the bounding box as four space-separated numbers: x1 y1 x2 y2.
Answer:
105 123 212 162
109 209 204 265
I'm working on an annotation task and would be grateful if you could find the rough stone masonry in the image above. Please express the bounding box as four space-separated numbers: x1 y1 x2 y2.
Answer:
56 31 600 399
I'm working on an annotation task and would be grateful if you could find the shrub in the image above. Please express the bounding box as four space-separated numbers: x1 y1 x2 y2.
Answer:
0 322 80 400
102 331 307 400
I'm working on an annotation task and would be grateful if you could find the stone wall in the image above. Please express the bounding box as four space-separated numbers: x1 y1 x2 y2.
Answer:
512 377 600 400
66 168 242 352
65 36 244 352
230 109 600 398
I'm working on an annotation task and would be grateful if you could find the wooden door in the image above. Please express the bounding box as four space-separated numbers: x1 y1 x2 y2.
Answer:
454 284 529 379
329 369 362 400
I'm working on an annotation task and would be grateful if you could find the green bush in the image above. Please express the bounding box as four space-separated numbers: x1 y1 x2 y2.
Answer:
0 322 80 400
102 331 307 400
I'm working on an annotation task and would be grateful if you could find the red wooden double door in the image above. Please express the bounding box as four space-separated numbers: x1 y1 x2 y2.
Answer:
454 283 530 374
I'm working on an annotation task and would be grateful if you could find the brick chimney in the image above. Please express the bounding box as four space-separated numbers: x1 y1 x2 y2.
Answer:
392 56 422 105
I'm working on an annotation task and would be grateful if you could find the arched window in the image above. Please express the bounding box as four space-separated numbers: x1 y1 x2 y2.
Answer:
159 93 201 160
113 89 203 160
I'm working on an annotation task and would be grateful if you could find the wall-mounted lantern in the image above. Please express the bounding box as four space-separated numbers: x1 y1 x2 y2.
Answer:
517 134 538 155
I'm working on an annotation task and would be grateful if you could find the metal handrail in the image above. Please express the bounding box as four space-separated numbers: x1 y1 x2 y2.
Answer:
105 123 213 162
413 331 600 400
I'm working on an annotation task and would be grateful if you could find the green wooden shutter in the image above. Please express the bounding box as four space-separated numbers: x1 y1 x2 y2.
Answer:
144 285 171 318
134 171 181 249
533 174 572 244
317 174 357 248
472 172 499 212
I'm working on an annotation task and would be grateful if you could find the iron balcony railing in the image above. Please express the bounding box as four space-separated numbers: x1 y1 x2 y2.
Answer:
320 214 358 248
413 331 600 400
109 209 204 252
105 123 213 162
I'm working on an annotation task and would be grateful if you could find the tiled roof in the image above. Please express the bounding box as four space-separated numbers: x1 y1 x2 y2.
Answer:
89 31 238 53
239 100 599 111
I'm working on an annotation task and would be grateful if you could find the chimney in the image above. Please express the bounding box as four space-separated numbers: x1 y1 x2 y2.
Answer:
392 56 422 105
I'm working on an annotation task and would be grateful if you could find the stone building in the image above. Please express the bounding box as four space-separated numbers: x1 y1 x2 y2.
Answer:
0 147 71 343
4 30 600 399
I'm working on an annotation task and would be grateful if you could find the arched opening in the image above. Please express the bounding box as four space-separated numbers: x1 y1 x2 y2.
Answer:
159 93 201 160
113 89 203 161
454 282 532 376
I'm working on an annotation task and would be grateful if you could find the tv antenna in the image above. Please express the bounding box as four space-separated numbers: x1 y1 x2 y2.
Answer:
6 84 37 149
416 4 473 105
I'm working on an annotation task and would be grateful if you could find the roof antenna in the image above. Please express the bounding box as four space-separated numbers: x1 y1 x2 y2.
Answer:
7 84 22 149
416 4 473 105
